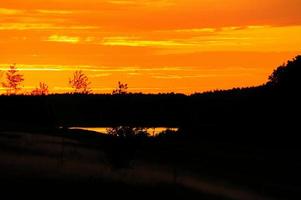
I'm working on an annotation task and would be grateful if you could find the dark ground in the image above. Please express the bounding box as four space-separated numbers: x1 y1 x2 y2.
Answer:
1 127 300 199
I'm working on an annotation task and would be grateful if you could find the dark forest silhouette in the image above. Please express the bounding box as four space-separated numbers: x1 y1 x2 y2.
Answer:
0 55 300 135
267 55 301 90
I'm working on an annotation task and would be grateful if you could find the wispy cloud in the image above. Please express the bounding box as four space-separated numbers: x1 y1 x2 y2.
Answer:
0 64 87 71
0 8 23 15
89 73 112 77
172 28 217 33
0 64 185 73
106 0 175 7
35 9 74 15
46 35 80 43
102 36 191 47
152 73 252 79
0 23 98 30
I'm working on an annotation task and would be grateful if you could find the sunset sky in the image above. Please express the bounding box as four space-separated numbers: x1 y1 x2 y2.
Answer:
0 0 301 94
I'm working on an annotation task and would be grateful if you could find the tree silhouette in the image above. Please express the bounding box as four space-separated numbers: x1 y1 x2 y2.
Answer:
107 126 148 138
268 55 301 89
112 81 128 94
69 70 91 94
31 82 49 96
1 64 24 95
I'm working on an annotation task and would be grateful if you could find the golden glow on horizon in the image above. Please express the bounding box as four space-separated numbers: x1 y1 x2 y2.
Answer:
0 0 301 94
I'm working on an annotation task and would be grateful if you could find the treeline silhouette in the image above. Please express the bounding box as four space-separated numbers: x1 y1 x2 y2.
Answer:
0 55 300 142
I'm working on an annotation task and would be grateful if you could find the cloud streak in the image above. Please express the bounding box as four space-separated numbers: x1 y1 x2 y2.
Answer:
46 35 80 43
0 8 23 15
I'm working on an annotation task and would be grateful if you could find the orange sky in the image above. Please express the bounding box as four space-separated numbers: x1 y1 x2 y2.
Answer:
0 0 301 94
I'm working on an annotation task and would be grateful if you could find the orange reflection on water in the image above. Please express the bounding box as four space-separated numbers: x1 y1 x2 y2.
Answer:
69 127 178 136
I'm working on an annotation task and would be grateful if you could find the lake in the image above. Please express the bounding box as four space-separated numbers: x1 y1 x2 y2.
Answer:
68 127 178 136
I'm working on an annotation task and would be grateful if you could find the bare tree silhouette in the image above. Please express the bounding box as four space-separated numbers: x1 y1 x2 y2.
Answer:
1 64 24 95
69 70 91 94
31 82 49 96
112 81 128 95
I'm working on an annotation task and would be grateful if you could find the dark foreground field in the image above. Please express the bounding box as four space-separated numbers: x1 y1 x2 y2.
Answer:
1 128 300 199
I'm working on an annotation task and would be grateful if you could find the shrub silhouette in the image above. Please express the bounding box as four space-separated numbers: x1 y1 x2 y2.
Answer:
1 64 24 95
69 70 91 94
112 81 128 95
107 126 149 138
31 82 49 96
268 55 301 90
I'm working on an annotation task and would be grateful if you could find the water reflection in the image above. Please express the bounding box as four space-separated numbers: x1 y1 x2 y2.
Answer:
69 127 178 136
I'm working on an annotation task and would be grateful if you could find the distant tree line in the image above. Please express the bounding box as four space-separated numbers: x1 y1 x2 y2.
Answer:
0 55 300 95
